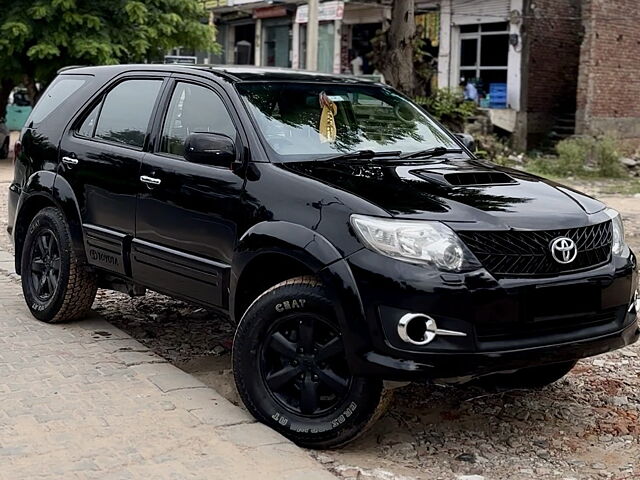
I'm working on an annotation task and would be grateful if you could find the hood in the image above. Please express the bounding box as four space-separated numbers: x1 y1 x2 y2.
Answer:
279 158 606 230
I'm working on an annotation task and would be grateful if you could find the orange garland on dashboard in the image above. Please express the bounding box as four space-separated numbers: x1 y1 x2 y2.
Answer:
318 91 337 143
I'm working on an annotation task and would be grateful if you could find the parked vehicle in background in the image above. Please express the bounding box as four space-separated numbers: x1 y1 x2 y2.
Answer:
5 88 33 132
0 118 9 159
6 64 639 449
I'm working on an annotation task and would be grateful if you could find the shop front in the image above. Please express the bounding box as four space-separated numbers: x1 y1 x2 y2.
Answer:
256 6 293 68
293 1 344 73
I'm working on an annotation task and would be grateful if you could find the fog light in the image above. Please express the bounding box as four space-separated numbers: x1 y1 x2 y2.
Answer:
397 313 466 346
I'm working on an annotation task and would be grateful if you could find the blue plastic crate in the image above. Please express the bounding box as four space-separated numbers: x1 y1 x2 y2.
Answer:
489 83 507 95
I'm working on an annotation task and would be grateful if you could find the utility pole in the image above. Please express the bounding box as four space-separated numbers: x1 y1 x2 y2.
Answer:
306 0 319 70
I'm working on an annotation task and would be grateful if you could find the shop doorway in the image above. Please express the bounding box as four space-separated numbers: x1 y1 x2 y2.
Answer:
234 23 255 65
263 20 291 67
350 23 380 74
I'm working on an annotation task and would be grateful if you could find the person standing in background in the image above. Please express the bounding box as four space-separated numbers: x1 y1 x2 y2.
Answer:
351 52 364 76
460 78 478 103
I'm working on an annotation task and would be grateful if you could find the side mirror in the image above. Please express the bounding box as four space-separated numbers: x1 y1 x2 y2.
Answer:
184 132 236 167
454 133 476 152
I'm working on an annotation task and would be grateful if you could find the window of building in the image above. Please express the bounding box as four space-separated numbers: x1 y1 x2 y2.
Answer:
459 22 509 98
160 82 236 158
94 79 163 148
298 21 336 73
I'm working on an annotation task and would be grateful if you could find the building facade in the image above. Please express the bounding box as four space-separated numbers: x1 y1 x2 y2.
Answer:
207 0 389 75
205 0 640 149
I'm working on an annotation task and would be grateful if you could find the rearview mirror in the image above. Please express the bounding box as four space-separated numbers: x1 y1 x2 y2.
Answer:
454 133 476 152
184 132 236 167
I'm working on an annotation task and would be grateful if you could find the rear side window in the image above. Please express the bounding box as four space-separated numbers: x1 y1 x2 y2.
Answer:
29 75 89 124
78 103 100 138
93 79 162 148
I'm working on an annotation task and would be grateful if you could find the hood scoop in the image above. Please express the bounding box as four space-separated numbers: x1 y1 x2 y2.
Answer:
411 169 517 187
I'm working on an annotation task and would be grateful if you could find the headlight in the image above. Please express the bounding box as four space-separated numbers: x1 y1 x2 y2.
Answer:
606 208 625 255
350 215 481 272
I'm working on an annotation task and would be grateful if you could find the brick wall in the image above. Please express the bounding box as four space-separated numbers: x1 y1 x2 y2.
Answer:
521 0 582 146
576 0 640 140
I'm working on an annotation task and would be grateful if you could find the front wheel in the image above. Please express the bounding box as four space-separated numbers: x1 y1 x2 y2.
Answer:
232 276 390 449
21 207 97 323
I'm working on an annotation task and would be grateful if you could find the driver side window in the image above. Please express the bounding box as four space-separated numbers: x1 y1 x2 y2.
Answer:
160 82 236 157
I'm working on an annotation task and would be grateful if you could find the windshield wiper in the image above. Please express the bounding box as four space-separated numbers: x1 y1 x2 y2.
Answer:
316 150 402 162
399 146 463 160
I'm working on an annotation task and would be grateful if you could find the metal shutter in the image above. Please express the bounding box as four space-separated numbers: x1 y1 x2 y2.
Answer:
451 0 510 25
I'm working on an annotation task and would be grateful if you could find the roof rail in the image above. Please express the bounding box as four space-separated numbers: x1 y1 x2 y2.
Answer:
57 65 87 74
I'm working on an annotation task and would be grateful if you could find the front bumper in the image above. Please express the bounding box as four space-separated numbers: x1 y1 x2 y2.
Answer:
340 248 639 381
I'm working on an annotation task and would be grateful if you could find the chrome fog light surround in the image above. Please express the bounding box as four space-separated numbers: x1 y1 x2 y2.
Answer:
630 289 640 315
397 313 467 346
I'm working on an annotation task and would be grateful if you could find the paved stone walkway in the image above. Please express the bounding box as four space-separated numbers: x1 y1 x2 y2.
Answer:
0 250 335 480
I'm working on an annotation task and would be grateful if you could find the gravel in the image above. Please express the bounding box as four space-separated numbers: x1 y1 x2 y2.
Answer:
1 162 639 480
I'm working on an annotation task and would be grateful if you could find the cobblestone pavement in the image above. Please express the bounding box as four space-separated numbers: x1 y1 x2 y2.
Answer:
0 251 335 480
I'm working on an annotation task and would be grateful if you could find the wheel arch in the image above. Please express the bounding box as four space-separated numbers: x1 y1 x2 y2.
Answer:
13 172 85 274
231 221 371 375
231 221 343 320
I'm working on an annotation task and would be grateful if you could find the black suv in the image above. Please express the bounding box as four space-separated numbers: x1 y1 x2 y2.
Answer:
7 65 639 448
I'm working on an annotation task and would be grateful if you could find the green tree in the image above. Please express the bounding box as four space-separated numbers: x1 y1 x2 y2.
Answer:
0 0 217 115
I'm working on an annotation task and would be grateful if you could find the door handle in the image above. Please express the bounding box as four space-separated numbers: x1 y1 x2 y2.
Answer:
140 175 161 186
62 156 78 165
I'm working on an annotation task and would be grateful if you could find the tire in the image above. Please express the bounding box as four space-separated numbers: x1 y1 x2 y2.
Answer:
0 138 8 159
479 360 577 390
232 276 390 449
21 207 97 323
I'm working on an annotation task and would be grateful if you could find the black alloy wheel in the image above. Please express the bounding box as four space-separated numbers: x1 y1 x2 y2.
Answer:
21 207 98 323
233 276 387 449
260 313 351 416
29 229 61 301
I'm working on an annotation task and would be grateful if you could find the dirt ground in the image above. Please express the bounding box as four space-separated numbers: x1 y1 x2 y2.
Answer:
1 152 639 479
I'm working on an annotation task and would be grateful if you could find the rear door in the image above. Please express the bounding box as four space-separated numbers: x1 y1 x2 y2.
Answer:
58 73 167 275
132 75 247 308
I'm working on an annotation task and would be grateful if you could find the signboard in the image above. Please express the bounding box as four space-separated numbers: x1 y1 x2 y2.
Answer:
253 5 288 19
204 0 228 8
295 1 344 23
164 55 198 65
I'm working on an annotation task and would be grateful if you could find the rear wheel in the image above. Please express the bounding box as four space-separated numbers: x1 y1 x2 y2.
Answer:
233 276 390 449
479 360 577 390
21 207 97 323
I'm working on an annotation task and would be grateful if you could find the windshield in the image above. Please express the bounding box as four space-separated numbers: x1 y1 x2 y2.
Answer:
237 82 464 161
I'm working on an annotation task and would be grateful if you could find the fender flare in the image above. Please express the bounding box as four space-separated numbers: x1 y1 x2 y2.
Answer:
231 221 369 369
13 171 86 273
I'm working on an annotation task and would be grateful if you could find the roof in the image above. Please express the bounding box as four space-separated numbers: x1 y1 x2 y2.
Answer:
59 64 378 85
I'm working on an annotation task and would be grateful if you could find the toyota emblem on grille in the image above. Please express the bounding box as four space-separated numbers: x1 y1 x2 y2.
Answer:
550 237 578 264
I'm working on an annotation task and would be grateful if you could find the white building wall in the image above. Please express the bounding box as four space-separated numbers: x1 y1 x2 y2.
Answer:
436 0 523 113
507 0 523 111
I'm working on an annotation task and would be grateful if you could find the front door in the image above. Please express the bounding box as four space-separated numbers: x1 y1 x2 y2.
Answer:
58 75 165 275
132 78 246 308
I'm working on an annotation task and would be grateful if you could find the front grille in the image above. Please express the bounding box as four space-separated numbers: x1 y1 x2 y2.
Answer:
458 221 612 277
